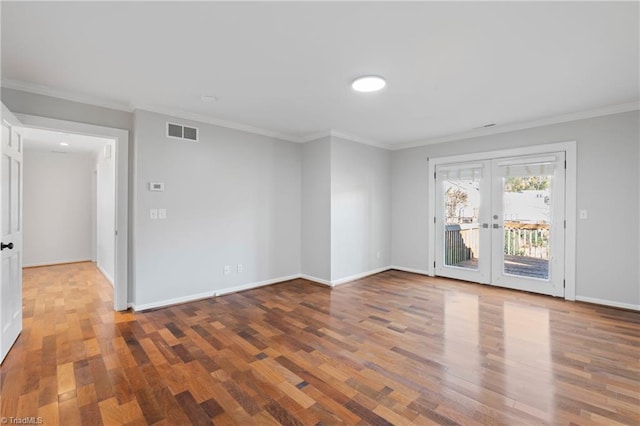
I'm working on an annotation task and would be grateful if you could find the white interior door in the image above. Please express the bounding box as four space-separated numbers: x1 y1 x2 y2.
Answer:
1 104 23 363
435 152 566 297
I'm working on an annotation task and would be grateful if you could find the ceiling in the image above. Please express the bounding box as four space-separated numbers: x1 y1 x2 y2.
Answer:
23 127 112 155
2 2 638 148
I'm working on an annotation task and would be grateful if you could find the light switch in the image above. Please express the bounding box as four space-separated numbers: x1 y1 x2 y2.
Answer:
223 265 231 275
150 208 158 220
579 210 588 219
158 208 167 219
237 264 243 273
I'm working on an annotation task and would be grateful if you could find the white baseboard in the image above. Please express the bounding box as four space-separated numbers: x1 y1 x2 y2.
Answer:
96 264 114 287
301 267 392 287
390 265 432 276
216 274 300 296
331 266 392 286
130 273 301 311
129 267 421 312
23 259 93 268
131 290 218 311
300 274 333 287
575 296 640 311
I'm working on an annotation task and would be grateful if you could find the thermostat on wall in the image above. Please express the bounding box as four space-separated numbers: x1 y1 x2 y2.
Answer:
148 182 165 191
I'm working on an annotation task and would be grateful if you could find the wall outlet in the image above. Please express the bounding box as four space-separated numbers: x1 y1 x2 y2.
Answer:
237 264 243 273
579 209 588 219
158 208 167 219
150 208 158 220
223 265 231 275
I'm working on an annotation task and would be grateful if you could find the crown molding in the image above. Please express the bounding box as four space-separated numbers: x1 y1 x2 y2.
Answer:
391 101 640 151
1 78 302 142
295 130 391 150
329 130 391 150
297 131 332 143
4 79 636 151
2 79 388 145
1 78 134 112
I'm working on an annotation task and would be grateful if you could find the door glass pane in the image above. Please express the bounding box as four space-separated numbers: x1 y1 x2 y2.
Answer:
502 174 551 279
443 173 480 269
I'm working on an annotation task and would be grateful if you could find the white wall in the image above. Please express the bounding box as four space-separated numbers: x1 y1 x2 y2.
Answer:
301 137 331 281
133 109 301 308
96 141 115 284
331 136 391 281
391 111 640 307
23 150 94 266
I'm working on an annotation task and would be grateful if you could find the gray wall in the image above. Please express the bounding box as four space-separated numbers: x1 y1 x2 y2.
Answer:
23 150 94 266
392 111 640 306
133 110 301 307
5 87 638 309
301 137 331 281
331 136 391 281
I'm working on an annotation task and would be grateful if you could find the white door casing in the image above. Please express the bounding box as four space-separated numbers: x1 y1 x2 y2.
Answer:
13 113 129 311
1 104 23 364
431 145 572 298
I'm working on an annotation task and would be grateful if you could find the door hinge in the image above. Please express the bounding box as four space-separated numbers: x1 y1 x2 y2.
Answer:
434 261 436 268
563 279 566 288
434 216 436 224
115 230 118 236
564 160 567 169
434 171 436 179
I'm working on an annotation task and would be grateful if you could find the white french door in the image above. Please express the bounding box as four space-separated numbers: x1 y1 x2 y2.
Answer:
435 152 565 296
1 104 24 363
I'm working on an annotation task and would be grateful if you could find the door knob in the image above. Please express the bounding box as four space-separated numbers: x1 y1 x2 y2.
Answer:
1 242 14 250
492 224 502 229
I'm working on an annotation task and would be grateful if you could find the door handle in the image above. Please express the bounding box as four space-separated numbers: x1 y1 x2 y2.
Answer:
482 223 489 228
1 242 13 250
492 224 502 229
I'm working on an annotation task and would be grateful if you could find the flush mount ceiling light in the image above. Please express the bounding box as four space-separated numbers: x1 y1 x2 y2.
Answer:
59 142 69 146
201 95 217 102
351 75 386 93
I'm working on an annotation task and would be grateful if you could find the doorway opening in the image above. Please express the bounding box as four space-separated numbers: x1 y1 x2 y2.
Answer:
22 127 117 286
14 113 129 311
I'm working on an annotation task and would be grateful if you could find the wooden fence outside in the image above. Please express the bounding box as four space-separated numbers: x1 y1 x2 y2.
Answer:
445 222 550 266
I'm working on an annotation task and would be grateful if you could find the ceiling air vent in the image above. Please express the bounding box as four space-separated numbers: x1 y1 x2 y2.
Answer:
166 122 199 142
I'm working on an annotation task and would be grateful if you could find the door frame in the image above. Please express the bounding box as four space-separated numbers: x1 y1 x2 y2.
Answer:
15 113 129 311
427 141 577 300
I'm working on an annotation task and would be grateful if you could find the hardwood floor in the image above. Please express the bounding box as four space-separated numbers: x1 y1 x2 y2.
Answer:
1 262 639 425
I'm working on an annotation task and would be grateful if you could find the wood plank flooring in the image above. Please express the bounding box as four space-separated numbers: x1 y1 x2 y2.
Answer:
1 262 639 425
